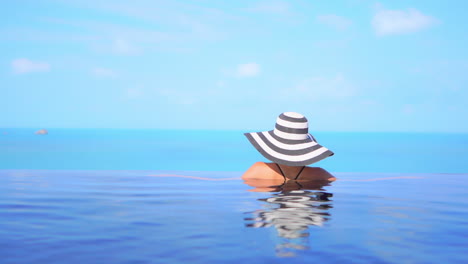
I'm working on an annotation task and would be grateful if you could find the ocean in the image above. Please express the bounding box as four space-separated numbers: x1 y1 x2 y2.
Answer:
1 128 467 173
1 129 468 263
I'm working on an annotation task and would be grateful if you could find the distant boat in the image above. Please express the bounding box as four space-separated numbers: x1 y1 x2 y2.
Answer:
35 129 48 135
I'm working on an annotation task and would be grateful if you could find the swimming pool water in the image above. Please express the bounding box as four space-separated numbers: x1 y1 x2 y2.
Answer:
1 170 467 263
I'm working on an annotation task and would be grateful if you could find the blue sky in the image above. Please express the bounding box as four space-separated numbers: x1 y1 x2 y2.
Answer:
1 0 467 132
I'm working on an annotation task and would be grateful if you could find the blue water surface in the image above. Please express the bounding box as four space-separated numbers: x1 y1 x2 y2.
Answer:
1 129 468 263
1 170 467 264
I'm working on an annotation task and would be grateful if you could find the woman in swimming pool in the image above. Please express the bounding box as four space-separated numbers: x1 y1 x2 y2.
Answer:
149 112 418 187
242 112 335 183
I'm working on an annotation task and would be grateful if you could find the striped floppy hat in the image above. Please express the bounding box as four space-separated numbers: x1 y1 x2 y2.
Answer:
244 112 334 166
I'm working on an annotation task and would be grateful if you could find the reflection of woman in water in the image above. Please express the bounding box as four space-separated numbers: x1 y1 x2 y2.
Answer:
243 112 335 183
147 112 422 257
244 181 333 257
242 113 335 256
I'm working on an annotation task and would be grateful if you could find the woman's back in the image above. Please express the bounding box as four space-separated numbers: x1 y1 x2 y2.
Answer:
242 162 336 182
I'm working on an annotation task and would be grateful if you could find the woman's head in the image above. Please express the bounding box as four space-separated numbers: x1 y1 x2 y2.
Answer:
244 112 334 166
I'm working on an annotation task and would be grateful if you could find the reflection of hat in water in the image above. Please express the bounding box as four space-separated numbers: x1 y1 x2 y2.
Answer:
244 112 334 166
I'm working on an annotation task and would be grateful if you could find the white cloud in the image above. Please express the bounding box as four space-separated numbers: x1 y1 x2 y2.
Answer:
11 58 50 74
317 14 352 30
216 80 226 88
248 1 292 16
125 87 143 99
286 74 356 100
1 2 255 57
111 38 141 55
157 88 198 105
37 1 239 53
372 7 437 36
402 104 415 114
92 67 116 77
237 63 260 77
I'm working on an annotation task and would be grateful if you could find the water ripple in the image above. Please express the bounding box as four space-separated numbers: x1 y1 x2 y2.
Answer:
1 170 468 264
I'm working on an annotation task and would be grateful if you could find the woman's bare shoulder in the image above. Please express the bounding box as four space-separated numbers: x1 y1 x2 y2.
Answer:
241 162 281 180
302 167 336 181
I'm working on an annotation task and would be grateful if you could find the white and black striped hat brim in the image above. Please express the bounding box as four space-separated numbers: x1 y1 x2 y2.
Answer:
244 112 334 166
